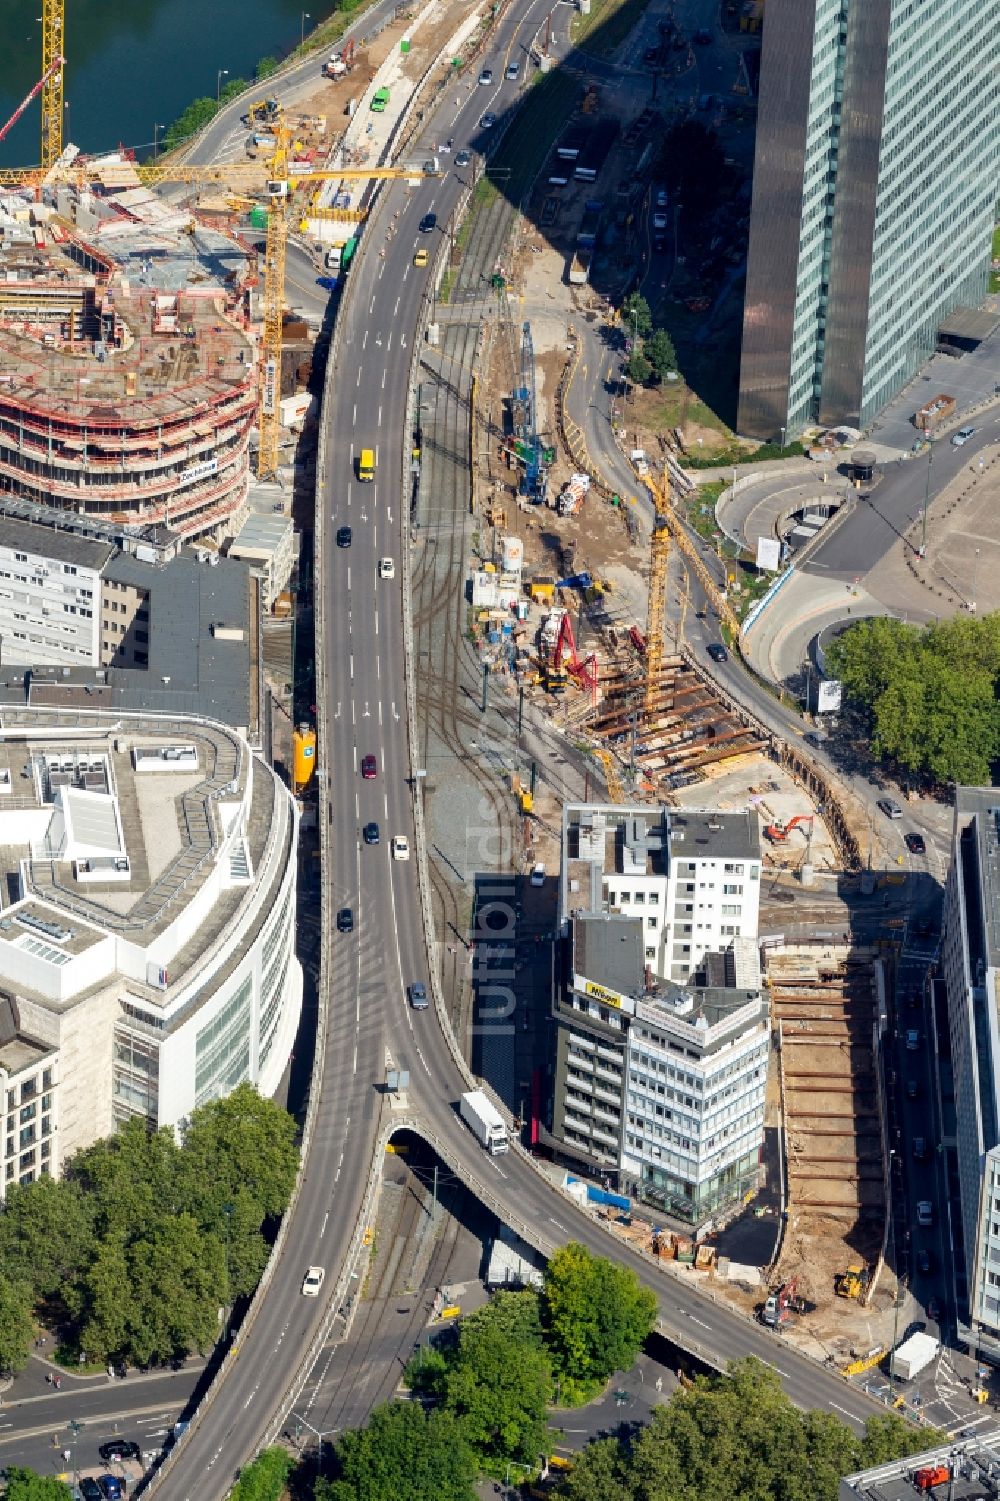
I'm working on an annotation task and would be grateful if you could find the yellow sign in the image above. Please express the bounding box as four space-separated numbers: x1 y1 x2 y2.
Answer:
843 1348 884 1376
584 980 623 1010
385 1143 409 1155
440 1304 461 1319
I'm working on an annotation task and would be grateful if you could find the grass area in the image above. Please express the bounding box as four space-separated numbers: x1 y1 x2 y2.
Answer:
641 383 732 440
456 176 499 252
490 70 580 203
991 223 1000 294
682 480 726 546
570 0 654 55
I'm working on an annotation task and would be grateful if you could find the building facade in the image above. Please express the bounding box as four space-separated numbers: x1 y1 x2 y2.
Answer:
739 0 1000 440
940 788 1000 1358
0 709 301 1195
550 805 767 1223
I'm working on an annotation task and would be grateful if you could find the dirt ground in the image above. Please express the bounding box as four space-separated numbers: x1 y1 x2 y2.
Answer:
672 754 841 872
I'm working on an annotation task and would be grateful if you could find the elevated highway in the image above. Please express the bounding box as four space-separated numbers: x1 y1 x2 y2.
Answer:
154 7 891 1495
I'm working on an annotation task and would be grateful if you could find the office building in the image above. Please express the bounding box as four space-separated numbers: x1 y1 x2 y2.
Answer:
0 708 301 1195
739 0 1000 439
940 789 1000 1358
550 805 767 1223
840 1432 1000 1501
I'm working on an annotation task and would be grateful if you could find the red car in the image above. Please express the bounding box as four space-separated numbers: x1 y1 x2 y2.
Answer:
361 754 377 780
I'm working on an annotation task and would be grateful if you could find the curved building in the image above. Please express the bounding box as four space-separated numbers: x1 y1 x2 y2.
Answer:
0 708 301 1192
0 217 255 541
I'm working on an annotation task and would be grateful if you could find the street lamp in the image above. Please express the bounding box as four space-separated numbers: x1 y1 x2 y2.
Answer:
780 424 786 450
971 547 980 613
301 10 311 46
292 1412 335 1472
221 1202 234 1340
920 446 932 557
64 99 70 144
153 122 163 161
216 68 229 105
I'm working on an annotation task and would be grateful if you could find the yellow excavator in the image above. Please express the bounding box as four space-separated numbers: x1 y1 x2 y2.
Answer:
835 1261 869 1299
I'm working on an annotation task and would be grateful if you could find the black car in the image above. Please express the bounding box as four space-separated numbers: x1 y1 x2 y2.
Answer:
80 1482 103 1501
917 1248 934 1275
707 643 728 663
455 150 471 167
337 907 354 933
418 212 437 233
906 1078 920 1100
905 831 926 854
363 821 380 845
336 526 352 548
98 1441 141 1465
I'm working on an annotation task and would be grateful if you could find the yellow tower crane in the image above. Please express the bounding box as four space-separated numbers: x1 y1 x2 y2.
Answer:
596 748 625 804
40 0 65 171
0 137 438 483
644 472 671 715
640 467 740 655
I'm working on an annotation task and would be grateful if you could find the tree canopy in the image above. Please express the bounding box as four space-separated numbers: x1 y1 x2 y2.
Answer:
826 612 1000 784
3 1471 73 1501
557 1361 938 1501
541 1242 658 1387
231 1448 294 1501
0 1084 298 1371
320 1401 477 1501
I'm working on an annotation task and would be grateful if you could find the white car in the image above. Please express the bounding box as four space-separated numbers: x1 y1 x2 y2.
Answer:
951 426 975 447
392 835 410 860
378 557 395 579
530 862 545 886
653 211 668 230
301 1265 325 1296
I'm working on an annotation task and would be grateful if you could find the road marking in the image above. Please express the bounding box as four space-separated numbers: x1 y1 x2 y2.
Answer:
352 403 356 424
347 565 351 590
378 701 383 725
350 654 354 680
382 369 387 389
357 366 362 387
549 1218 566 1231
387 332 393 352
363 702 370 718
687 1315 711 1329
376 655 381 681
370 296 375 314
829 1401 858 1421
378 405 383 425
375 610 379 637
394 296 400 316
351 701 355 725
362 329 368 350
320 1211 329 1237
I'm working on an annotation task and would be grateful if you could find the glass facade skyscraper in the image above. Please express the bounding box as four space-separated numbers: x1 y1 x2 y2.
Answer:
738 0 1000 441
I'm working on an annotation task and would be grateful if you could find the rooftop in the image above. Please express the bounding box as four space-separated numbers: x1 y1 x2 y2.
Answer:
0 514 114 572
564 803 761 877
955 787 1000 972
840 1433 1000 1501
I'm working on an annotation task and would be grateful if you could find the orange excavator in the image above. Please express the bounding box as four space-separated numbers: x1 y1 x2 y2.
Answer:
764 814 814 843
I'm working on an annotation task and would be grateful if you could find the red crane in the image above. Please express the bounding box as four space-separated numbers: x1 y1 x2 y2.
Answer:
552 612 599 699
0 55 66 150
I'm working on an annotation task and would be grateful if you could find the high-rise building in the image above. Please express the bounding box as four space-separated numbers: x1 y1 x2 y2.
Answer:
739 0 1000 440
940 788 1000 1358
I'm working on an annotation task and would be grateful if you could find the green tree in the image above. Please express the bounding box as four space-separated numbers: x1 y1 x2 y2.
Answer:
559 1437 633 1501
124 1213 227 1365
230 1448 294 1501
0 1176 92 1304
0 1272 34 1374
626 348 652 386
541 1243 657 1385
645 327 677 378
621 292 653 339
256 56 279 78
555 1360 944 1501
322 1402 477 1501
3 1470 73 1501
439 1291 551 1466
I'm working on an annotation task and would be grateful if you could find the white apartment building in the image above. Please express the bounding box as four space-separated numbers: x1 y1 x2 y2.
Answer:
551 804 767 1224
0 708 301 1195
0 517 110 666
940 788 1000 1359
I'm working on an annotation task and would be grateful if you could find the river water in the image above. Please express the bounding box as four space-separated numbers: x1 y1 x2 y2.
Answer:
0 0 320 168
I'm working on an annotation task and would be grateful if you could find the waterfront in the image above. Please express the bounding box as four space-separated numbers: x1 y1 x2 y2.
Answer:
0 0 320 167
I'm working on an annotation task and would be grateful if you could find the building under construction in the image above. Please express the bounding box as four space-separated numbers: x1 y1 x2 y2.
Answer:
0 172 257 541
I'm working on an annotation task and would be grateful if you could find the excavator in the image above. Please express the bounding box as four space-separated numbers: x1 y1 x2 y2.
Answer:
764 814 814 843
835 1261 869 1299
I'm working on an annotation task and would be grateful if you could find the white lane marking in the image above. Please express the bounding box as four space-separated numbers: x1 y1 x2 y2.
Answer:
394 296 400 315
362 329 368 350
352 403 357 425
829 1402 859 1421
687 1316 711 1329
346 565 351 590
320 1211 329 1237
376 655 381 681
382 369 387 389
370 295 375 313
350 654 354 680
378 701 383 725
415 1045 432 1077
387 331 393 352
550 1218 566 1231
375 609 379 637
354 791 359 818
378 405 382 425
351 700 355 725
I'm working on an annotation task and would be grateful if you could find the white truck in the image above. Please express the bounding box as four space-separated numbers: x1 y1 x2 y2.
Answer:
459 1090 509 1155
889 1331 940 1381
